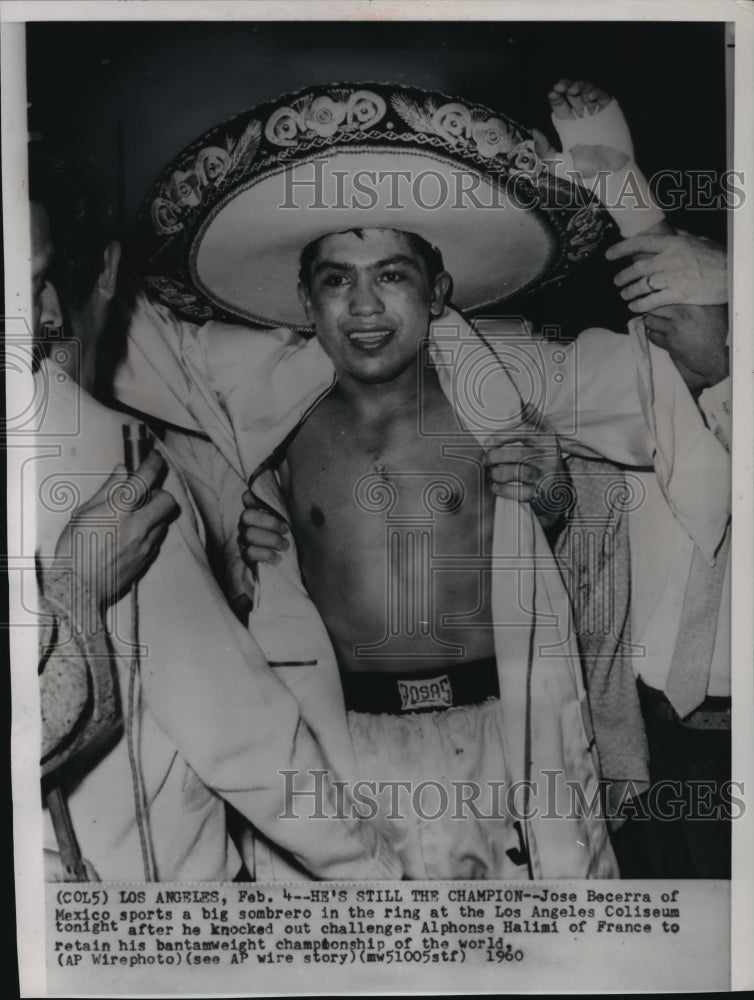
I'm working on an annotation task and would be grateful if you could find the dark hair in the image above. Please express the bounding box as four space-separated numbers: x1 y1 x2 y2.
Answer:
298 227 445 289
28 142 116 310
27 142 136 399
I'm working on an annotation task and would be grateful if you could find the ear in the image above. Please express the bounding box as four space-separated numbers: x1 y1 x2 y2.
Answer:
97 240 122 302
297 281 314 322
429 270 452 317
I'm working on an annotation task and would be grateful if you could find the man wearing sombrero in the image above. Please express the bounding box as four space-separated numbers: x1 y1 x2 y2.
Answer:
114 78 729 880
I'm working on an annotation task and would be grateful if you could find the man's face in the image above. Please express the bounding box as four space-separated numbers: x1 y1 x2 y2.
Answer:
297 229 450 385
30 201 62 338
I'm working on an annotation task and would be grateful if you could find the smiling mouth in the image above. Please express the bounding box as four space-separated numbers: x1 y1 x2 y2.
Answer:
346 329 394 350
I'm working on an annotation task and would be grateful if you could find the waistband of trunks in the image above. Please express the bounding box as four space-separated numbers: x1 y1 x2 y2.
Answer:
637 677 731 731
342 657 500 715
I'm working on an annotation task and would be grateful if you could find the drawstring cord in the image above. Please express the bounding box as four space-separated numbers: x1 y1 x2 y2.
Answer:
126 583 155 881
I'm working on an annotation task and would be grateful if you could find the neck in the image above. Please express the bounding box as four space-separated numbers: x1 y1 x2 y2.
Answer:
66 306 100 395
334 354 424 423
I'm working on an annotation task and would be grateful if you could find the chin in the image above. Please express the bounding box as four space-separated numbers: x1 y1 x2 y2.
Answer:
347 362 409 384
354 369 398 384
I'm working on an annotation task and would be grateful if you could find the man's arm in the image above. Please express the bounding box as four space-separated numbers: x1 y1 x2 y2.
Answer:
606 231 728 312
539 78 666 238
40 451 179 765
114 291 331 478
39 452 180 881
607 232 730 397
544 80 730 395
50 450 179 611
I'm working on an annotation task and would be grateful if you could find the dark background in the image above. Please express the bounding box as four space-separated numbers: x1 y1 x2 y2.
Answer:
26 20 730 337
5 20 732 988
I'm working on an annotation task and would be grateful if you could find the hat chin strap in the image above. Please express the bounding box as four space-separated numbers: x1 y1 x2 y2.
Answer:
548 99 666 237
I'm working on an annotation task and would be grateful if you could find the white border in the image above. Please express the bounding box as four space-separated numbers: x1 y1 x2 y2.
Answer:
3 2 753 994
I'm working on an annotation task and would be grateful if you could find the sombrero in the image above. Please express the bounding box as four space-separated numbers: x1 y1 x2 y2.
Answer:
136 82 616 332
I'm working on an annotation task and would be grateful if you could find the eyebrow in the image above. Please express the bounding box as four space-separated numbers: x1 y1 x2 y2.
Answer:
312 254 422 275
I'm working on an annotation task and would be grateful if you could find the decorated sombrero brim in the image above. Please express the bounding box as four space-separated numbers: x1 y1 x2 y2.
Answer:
136 83 616 331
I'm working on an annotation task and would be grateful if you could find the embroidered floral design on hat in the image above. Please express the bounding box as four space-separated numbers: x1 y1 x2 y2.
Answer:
346 90 386 127
509 140 545 179
392 95 515 160
150 119 261 234
264 88 387 146
137 82 615 327
265 105 305 146
196 146 231 186
431 103 473 144
472 118 514 159
565 202 606 262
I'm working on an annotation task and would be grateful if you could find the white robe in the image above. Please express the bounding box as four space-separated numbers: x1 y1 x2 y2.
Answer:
113 296 730 878
35 360 402 881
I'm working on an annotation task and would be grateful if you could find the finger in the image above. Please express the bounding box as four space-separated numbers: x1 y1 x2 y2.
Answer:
595 91 612 111
612 258 656 288
583 85 610 114
130 448 167 500
244 544 282 566
141 519 171 555
625 290 672 314
242 489 256 509
240 527 289 551
605 234 668 261
115 531 164 591
548 81 573 120
645 328 670 352
239 507 288 532
548 92 572 119
485 441 554 463
643 313 673 339
566 80 589 116
488 461 544 485
484 443 533 463
138 488 179 529
619 274 666 301
490 482 539 503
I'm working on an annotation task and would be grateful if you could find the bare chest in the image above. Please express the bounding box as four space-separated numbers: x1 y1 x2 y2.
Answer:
283 395 494 556
280 389 497 670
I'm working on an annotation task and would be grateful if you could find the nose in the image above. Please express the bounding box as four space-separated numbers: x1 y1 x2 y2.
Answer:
349 274 384 317
39 281 63 330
